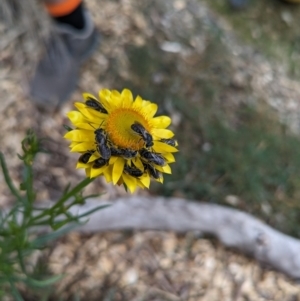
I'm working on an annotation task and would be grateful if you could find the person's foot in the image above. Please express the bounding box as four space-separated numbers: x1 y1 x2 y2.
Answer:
58 10 101 63
28 10 100 111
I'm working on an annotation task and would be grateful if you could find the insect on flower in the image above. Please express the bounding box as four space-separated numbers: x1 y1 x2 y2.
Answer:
140 148 166 166
93 127 111 160
64 88 178 193
78 151 94 164
124 164 144 178
85 95 108 114
110 146 138 159
131 121 153 148
93 157 109 169
161 138 178 147
143 162 161 179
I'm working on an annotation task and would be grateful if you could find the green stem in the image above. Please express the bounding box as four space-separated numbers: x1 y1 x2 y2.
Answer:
0 153 22 202
9 279 24 301
24 164 35 204
17 249 26 274
49 177 95 210
29 177 95 224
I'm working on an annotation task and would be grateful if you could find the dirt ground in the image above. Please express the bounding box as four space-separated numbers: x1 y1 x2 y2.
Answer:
2 0 300 300
42 231 300 301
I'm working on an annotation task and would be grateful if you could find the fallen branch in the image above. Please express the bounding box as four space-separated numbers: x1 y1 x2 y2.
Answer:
67 196 300 280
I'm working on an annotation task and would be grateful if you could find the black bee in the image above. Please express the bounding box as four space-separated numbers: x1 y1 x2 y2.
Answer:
110 146 137 159
78 151 94 164
131 121 153 148
124 165 143 178
143 162 161 179
85 97 108 114
93 157 108 169
94 128 111 160
140 149 165 166
161 138 178 147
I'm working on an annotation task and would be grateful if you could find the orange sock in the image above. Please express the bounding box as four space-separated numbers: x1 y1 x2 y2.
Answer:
45 0 82 17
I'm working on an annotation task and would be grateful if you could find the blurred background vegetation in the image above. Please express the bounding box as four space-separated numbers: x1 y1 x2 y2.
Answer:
99 0 300 237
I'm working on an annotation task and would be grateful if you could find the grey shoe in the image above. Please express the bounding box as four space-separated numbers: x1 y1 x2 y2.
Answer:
58 10 101 63
29 10 100 110
29 33 79 110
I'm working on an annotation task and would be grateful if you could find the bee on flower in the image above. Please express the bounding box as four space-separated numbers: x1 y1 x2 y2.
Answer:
64 89 178 193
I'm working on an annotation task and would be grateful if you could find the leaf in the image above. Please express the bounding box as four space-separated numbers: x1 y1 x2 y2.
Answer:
0 152 22 201
31 224 79 247
77 204 111 219
24 274 65 288
9 281 24 301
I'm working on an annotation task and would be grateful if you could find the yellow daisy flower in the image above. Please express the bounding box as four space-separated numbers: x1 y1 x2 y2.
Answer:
64 88 178 193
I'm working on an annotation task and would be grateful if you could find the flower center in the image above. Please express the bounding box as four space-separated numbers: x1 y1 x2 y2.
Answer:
105 108 151 150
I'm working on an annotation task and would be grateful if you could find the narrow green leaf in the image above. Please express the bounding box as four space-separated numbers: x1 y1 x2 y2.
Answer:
0 152 22 201
24 274 65 288
77 204 110 219
31 224 79 247
9 281 24 301
53 177 95 210
63 183 71 194
82 193 106 199
50 219 75 231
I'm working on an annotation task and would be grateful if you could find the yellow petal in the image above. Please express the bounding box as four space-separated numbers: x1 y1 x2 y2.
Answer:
71 142 95 152
110 90 123 108
137 183 146 189
122 173 137 193
99 89 113 112
156 176 164 183
111 90 121 98
109 156 118 164
64 130 95 142
90 165 109 178
69 141 79 148
74 102 86 110
152 128 174 139
138 174 150 188
83 92 97 101
67 111 87 124
142 100 151 107
121 89 133 107
142 103 157 118
151 116 171 129
76 162 91 169
163 152 176 163
132 157 144 171
73 122 99 130
99 89 111 101
153 141 178 153
86 167 91 178
75 102 107 123
133 95 143 108
89 152 100 162
103 165 113 183
155 164 172 174
112 157 125 184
